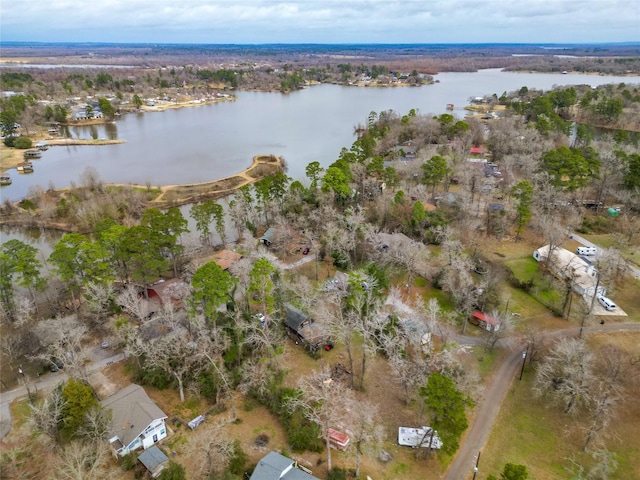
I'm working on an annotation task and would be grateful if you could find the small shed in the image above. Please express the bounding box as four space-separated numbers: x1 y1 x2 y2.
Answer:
470 310 501 332
326 428 350 451
138 446 169 478
258 227 276 246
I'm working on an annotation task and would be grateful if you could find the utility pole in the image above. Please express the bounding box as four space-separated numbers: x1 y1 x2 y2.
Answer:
472 451 481 480
519 346 528 381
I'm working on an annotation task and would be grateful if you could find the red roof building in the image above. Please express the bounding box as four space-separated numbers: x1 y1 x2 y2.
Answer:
470 310 501 332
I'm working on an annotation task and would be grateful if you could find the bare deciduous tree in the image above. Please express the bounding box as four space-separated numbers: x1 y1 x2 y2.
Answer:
441 253 476 334
30 386 66 443
138 330 202 403
346 398 383 478
82 281 115 323
483 310 513 352
191 421 235 479
582 346 634 451
286 365 354 472
116 284 151 323
33 320 90 382
51 439 116 480
535 338 594 415
567 447 619 480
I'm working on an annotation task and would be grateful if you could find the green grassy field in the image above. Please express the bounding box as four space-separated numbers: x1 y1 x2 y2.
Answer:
481 332 640 480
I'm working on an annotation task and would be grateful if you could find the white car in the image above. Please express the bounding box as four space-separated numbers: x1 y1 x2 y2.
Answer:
597 295 616 311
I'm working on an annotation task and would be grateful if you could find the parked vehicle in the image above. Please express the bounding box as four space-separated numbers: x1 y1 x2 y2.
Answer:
576 246 597 256
597 295 616 311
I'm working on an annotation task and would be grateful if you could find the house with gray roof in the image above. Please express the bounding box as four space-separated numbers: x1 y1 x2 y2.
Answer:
250 451 319 480
284 304 330 352
138 446 169 478
100 384 168 456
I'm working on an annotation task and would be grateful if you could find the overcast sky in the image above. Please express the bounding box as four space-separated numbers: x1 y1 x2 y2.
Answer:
1 0 638 44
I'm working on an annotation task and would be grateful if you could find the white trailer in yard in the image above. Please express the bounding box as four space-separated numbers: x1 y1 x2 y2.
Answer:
398 426 443 449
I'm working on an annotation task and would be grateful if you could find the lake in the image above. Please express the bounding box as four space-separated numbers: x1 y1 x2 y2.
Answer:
2 68 639 203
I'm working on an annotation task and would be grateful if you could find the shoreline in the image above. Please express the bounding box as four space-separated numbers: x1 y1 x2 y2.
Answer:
1 139 127 172
0 154 284 231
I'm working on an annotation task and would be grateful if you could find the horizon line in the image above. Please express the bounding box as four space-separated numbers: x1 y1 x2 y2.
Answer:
2 41 640 47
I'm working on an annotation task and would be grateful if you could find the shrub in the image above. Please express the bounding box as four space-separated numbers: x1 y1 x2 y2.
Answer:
121 452 138 471
327 467 348 480
228 440 248 475
3 136 16 147
13 136 32 149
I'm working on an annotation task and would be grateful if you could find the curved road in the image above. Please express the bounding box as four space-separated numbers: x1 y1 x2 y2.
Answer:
0 352 125 440
444 322 640 480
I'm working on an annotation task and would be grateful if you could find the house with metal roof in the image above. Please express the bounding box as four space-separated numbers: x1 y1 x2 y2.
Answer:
284 304 330 352
470 310 501 332
100 384 168 456
250 451 319 480
533 245 605 298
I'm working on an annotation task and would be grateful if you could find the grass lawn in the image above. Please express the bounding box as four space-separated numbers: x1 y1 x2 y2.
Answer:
500 284 550 319
481 332 640 480
609 276 640 322
473 346 506 381
504 257 539 283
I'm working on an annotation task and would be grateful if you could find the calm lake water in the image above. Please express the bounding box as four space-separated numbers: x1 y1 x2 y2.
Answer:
2 69 639 204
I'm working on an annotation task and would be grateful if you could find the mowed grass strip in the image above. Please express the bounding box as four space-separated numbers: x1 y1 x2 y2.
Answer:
481 373 581 479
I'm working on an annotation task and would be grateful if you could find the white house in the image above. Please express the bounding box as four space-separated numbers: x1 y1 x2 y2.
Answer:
533 245 606 298
101 384 168 456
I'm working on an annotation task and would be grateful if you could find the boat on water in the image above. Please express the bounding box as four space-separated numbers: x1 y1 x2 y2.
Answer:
35 141 49 151
16 161 34 172
23 149 42 159
0 174 12 185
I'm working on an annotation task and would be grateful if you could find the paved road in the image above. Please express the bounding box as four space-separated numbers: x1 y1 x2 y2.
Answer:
0 352 125 440
444 322 640 480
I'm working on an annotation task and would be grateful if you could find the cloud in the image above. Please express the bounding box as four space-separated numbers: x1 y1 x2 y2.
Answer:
1 0 638 43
